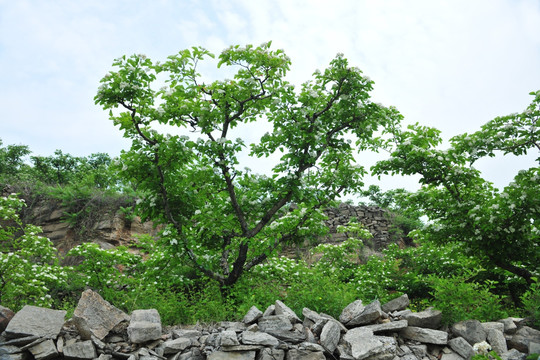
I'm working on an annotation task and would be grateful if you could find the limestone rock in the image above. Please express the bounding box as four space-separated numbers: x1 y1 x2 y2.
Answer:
500 348 527 360
342 327 397 360
487 328 508 354
275 301 301 324
507 326 540 354
402 307 442 329
72 289 129 340
172 329 202 339
127 309 162 344
381 294 410 313
285 349 325 360
27 339 58 360
207 350 256 360
243 306 263 325
320 320 341 353
3 306 66 340
400 326 448 345
440 352 465 360
258 315 293 333
451 320 487 345
63 340 97 360
448 337 474 359
221 330 240 347
241 331 279 347
339 300 364 325
363 319 408 333
347 300 383 327
498 318 517 335
161 337 192 354
481 322 505 333
257 348 285 360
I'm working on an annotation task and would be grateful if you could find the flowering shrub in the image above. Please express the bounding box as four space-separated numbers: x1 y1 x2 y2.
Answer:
0 194 68 310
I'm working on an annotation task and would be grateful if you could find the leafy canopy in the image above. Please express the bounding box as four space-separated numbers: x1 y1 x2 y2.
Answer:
373 91 540 285
95 42 402 287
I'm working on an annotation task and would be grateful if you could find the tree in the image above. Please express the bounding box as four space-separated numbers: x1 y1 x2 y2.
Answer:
373 91 540 286
95 42 402 288
0 139 31 179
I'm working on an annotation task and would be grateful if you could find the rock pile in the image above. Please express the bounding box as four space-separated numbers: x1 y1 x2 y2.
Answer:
1 290 539 360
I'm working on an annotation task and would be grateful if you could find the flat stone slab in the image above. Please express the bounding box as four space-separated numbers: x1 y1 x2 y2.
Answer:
28 339 58 360
400 326 448 345
363 320 408 333
207 350 256 360
382 294 410 313
63 340 97 360
4 305 66 339
241 331 279 347
402 307 442 329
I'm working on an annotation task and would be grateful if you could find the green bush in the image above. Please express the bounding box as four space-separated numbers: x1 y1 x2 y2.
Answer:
521 278 540 329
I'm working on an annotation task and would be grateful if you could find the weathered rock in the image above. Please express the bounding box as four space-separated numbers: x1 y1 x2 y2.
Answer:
339 300 365 324
400 326 448 345
507 326 540 354
440 352 465 360
257 348 285 360
72 289 129 340
221 321 247 332
342 328 397 360
498 318 517 335
265 330 306 344
127 309 162 344
161 337 192 354
221 330 240 347
285 349 325 360
530 341 540 355
363 320 408 333
222 345 263 352
274 301 301 324
243 306 263 325
63 340 97 360
178 348 204 360
3 306 66 340
0 306 15 333
0 346 27 360
448 337 474 359
381 294 410 313
207 350 256 360
27 339 58 360
347 300 383 327
500 348 527 360
487 328 508 354
451 320 487 345
320 320 341 353
172 329 202 339
408 344 427 359
258 315 293 333
241 331 279 347
299 342 325 352
262 305 275 317
481 322 505 333
402 307 442 329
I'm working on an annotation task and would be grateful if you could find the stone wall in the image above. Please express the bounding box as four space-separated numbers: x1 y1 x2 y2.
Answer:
1 290 538 360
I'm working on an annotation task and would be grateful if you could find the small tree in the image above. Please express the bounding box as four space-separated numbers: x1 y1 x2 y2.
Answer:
373 91 540 286
95 42 402 288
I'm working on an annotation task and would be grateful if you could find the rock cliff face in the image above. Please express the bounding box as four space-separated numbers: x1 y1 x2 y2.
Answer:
20 196 397 258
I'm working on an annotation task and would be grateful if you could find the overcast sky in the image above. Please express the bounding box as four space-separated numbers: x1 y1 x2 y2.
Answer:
1 0 539 194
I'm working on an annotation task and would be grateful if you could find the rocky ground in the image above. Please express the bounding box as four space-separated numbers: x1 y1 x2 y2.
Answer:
1 290 539 360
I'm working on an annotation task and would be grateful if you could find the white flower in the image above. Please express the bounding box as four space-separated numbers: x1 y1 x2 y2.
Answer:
473 341 491 355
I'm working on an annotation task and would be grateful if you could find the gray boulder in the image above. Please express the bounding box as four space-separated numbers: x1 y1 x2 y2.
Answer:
507 326 540 354
382 294 410 313
258 315 293 333
161 337 192 354
500 348 527 360
63 340 97 360
257 348 285 360
498 318 517 334
275 301 301 324
72 289 129 340
402 307 442 329
127 309 162 344
285 349 325 360
241 331 279 347
339 300 365 324
221 330 240 347
451 320 487 345
243 306 263 325
27 339 58 360
448 337 474 359
3 306 66 340
347 300 383 327
363 319 408 333
400 326 448 345
342 328 397 360
320 320 341 353
487 328 508 354
208 350 256 360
